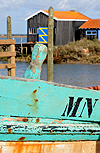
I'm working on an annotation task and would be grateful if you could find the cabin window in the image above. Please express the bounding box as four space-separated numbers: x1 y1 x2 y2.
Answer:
86 30 97 35
28 28 38 35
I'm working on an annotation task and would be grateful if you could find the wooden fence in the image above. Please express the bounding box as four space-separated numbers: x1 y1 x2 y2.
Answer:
0 39 16 77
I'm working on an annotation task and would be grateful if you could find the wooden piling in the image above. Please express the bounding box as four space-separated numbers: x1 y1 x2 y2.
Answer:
7 16 12 40
47 6 54 82
10 44 16 76
7 16 12 76
21 37 23 54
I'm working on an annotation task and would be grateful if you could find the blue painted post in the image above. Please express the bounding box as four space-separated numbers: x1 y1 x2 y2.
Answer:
24 43 47 79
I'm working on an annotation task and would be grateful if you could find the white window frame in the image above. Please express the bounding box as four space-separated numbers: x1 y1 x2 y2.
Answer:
86 30 97 36
28 28 39 35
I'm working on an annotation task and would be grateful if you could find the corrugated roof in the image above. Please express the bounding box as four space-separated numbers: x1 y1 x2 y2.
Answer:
43 10 90 20
25 10 90 21
79 19 100 29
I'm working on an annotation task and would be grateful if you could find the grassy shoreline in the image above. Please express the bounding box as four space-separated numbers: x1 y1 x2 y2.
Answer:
0 38 100 65
53 38 100 64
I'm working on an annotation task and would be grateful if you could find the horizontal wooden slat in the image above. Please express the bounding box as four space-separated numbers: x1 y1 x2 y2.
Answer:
0 39 16 45
0 115 99 141
0 52 16 57
0 63 16 69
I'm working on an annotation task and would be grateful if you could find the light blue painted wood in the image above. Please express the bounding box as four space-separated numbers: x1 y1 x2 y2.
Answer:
0 75 100 141
0 76 99 122
0 134 99 141
24 44 47 79
0 116 99 141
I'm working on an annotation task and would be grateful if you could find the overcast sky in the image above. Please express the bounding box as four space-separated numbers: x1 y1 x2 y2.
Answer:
0 0 100 34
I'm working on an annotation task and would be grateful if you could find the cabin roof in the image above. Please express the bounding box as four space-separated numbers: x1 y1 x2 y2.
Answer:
79 19 100 29
25 10 90 21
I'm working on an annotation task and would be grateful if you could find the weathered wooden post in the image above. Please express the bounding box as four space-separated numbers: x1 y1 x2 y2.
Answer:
10 44 16 77
21 37 23 54
7 16 12 76
47 6 54 82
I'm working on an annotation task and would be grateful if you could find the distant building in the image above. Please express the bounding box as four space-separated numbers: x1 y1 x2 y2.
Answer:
79 19 100 41
25 10 90 46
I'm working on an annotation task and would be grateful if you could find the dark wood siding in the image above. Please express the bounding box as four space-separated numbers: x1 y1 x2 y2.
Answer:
27 13 57 44
27 13 48 43
55 21 85 45
55 21 73 46
73 21 86 41
28 13 48 28
73 21 85 29
26 12 87 45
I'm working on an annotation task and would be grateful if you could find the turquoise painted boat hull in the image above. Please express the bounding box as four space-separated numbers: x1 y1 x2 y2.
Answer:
0 75 100 141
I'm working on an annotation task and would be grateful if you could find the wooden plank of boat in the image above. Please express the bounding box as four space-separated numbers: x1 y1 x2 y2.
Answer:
0 75 99 142
0 116 99 141
0 75 99 122
0 141 99 153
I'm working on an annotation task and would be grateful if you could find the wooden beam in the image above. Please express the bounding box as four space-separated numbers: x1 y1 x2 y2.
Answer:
0 52 16 57
0 63 16 69
0 39 16 45
0 35 27 38
10 44 16 77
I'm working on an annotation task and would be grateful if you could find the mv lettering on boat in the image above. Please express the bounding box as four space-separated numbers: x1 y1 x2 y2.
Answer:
61 97 99 118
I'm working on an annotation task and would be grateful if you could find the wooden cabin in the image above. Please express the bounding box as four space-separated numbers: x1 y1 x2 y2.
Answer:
25 10 90 46
79 19 100 41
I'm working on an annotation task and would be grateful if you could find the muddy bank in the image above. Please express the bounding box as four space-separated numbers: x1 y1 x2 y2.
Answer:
15 54 31 63
1 38 100 65
0 50 100 65
14 53 100 65
53 53 100 65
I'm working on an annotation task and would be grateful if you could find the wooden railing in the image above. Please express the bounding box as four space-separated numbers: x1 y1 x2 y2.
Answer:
0 39 16 77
